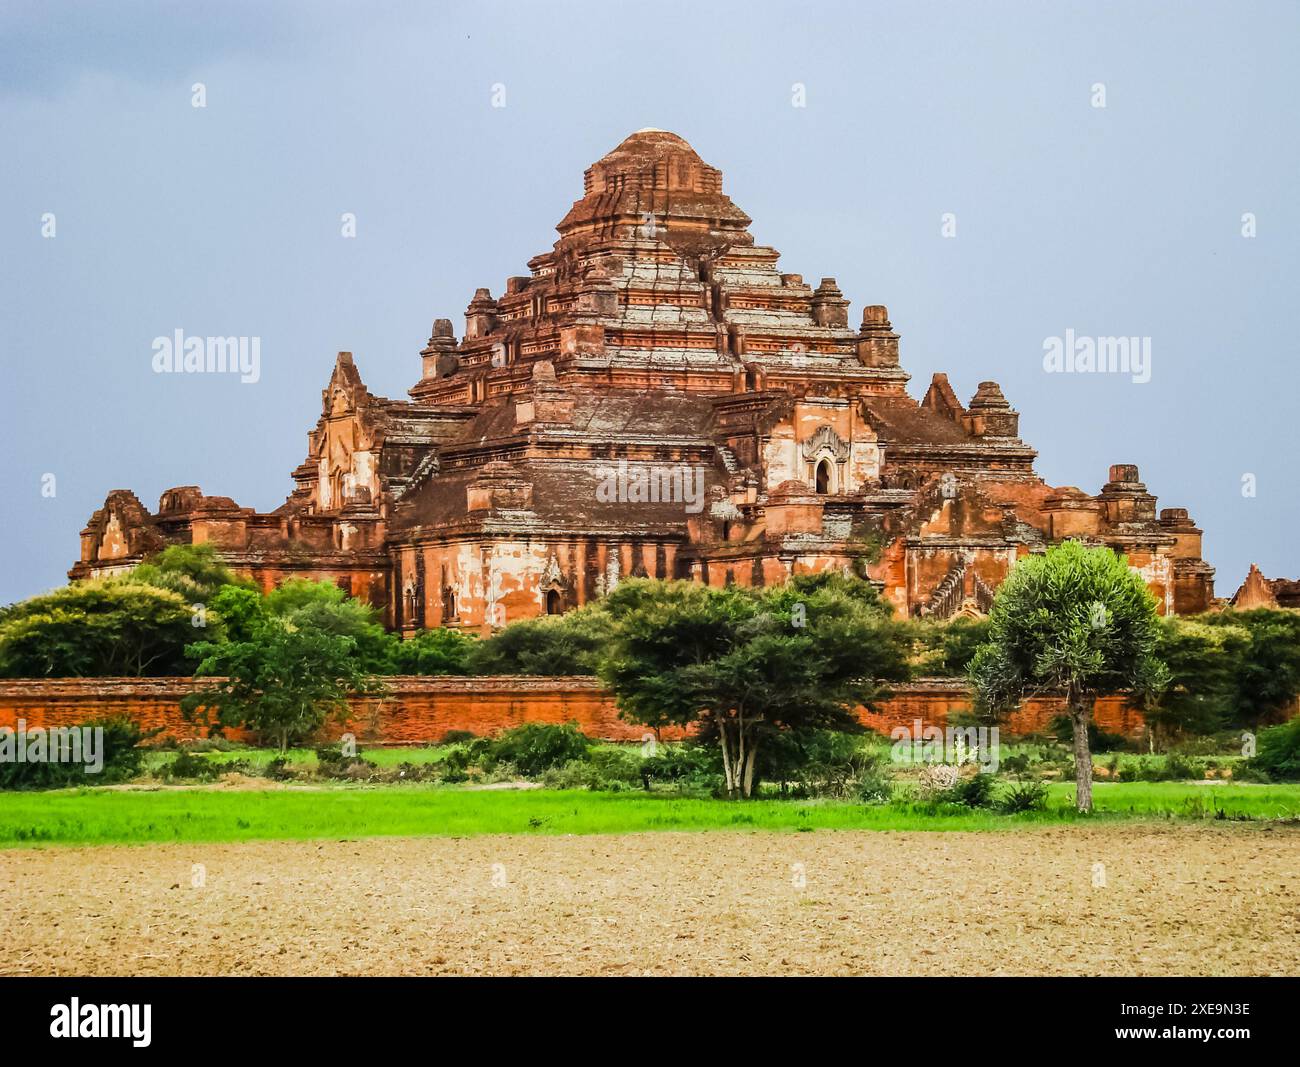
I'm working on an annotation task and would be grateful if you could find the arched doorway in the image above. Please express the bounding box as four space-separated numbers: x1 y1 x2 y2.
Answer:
815 459 832 494
545 588 562 615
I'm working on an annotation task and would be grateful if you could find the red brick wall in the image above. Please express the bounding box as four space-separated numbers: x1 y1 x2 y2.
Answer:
0 677 1145 745
861 680 1145 738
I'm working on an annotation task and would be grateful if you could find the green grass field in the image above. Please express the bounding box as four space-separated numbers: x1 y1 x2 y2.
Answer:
1 780 1298 848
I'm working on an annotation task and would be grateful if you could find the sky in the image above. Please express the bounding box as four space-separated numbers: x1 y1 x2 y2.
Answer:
2 0 1297 606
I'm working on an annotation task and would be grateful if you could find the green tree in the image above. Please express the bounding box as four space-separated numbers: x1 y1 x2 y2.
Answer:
0 580 218 677
599 575 911 798
391 628 476 675
466 605 609 675
914 616 992 676
132 543 252 604
260 578 398 673
969 542 1168 812
1145 617 1249 746
1250 717 1300 781
263 578 348 616
208 585 268 643
281 597 397 674
182 618 385 751
1200 609 1300 726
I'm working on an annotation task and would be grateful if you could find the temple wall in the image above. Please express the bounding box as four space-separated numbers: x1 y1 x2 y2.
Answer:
0 677 1145 746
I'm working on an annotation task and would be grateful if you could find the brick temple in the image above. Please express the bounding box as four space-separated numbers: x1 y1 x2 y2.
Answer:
72 128 1216 630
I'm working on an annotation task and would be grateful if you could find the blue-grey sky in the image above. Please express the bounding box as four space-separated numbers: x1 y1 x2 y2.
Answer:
2 0 1297 606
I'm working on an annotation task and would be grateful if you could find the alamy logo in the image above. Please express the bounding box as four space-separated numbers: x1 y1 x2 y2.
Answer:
595 461 705 514
0 720 103 774
50 998 151 1047
151 329 261 383
890 719 1000 774
1042 329 1151 384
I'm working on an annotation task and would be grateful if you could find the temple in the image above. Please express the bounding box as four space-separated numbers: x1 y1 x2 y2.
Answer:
71 129 1216 630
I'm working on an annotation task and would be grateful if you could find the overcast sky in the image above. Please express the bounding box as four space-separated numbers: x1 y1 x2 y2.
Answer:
2 0 1297 605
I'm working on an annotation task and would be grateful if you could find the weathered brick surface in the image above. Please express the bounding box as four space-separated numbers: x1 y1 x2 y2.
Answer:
69 130 1215 633
0 677 1144 744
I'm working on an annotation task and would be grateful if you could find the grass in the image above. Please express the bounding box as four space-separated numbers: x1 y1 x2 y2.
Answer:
0 780 1297 848
143 746 453 773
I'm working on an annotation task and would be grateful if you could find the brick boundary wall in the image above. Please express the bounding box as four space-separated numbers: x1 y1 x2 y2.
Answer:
0 676 1145 744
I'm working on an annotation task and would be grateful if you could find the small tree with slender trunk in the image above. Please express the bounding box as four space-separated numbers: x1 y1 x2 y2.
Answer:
968 541 1168 812
182 619 386 751
598 574 911 798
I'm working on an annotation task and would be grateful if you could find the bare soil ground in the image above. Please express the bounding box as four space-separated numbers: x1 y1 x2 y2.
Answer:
3 825 1297 976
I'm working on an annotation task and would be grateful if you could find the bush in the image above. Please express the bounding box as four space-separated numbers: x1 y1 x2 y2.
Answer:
1164 752 1202 780
998 779 1050 813
1250 718 1300 781
756 729 892 799
0 580 215 678
263 757 295 781
541 758 601 790
314 742 372 779
466 607 608 676
391 628 476 676
1116 753 1206 782
0 715 148 789
159 749 220 781
439 730 477 746
640 743 722 794
941 772 997 808
585 746 645 789
479 722 593 777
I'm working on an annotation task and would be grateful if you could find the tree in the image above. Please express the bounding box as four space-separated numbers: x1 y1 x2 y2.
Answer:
0 580 218 678
258 578 400 673
1145 617 1250 747
132 543 252 604
279 596 397 675
182 618 385 751
913 616 992 676
391 627 476 675
208 585 268 643
599 575 911 798
1200 609 1300 727
465 605 609 676
263 578 349 616
968 542 1168 812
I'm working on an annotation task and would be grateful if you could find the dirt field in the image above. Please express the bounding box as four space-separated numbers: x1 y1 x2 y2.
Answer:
3 825 1297 976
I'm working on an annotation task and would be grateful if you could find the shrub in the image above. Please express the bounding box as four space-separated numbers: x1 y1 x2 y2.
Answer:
1164 752 1202 780
466 606 609 676
439 729 477 746
857 761 894 804
640 743 722 793
314 742 372 779
480 722 593 777
0 581 214 678
263 757 295 781
753 729 894 799
941 772 997 808
998 779 1050 813
541 759 600 790
585 746 645 789
915 762 961 800
159 749 220 781
1250 718 1300 781
391 628 476 676
0 715 148 789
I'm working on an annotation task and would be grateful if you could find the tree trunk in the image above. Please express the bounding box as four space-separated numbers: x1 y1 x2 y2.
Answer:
1070 691 1095 813
718 723 737 799
741 733 758 799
